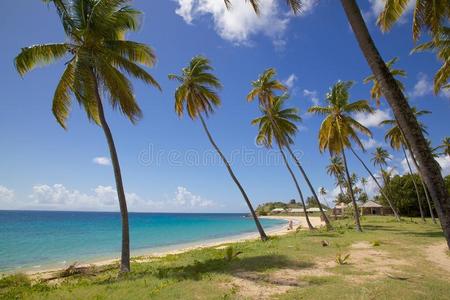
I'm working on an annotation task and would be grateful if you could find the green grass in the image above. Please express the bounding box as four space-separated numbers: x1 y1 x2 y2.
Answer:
1 216 449 299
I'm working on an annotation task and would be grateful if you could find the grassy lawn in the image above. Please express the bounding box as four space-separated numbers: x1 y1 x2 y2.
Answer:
1 216 449 300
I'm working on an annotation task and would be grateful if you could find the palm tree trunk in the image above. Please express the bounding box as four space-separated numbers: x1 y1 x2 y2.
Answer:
349 147 400 221
278 145 314 230
199 115 268 240
409 149 437 223
341 147 362 232
402 145 425 222
341 0 450 248
285 144 332 229
93 77 130 273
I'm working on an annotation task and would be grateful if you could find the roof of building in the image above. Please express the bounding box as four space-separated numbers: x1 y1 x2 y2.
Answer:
306 207 322 212
271 208 286 212
335 202 348 209
360 200 383 208
289 208 303 213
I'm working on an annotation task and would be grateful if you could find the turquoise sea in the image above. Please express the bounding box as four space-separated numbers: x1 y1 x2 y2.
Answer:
0 211 286 273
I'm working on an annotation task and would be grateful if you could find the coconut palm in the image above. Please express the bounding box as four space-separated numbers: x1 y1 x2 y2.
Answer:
168 56 268 240
326 156 346 200
363 57 406 107
15 0 161 273
360 177 367 194
319 187 327 198
308 81 373 232
251 94 314 229
412 27 450 94
380 108 435 222
434 137 450 157
247 68 287 108
248 68 332 228
238 0 450 250
371 147 390 174
377 0 450 41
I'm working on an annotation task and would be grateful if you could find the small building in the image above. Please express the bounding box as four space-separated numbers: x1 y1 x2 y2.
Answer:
271 208 286 214
360 201 385 215
333 202 348 216
288 208 303 214
306 207 322 213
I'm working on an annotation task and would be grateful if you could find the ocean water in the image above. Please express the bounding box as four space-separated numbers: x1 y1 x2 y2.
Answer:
0 210 285 273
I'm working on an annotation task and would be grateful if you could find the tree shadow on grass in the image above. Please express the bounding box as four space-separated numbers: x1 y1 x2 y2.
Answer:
152 255 315 281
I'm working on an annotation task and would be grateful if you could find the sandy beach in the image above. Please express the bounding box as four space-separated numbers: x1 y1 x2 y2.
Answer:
25 216 323 278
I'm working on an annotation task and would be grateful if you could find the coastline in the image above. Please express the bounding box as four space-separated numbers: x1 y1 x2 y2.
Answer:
20 216 322 278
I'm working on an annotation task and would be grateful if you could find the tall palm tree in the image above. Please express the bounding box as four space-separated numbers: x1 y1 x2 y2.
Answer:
378 0 450 42
363 57 406 107
412 27 450 94
326 156 346 200
236 0 450 250
371 147 391 177
15 0 160 273
168 56 268 241
349 146 400 220
360 177 368 195
248 68 332 228
251 94 314 229
247 68 287 108
434 137 450 157
380 108 435 222
308 81 373 232
319 187 327 199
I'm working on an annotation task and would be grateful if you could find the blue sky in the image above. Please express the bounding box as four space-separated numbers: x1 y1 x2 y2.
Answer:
0 0 449 213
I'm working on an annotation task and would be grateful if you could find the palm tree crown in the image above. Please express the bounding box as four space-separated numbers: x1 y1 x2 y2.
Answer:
308 81 373 154
247 68 287 108
251 94 300 148
363 57 406 106
168 56 222 119
326 156 344 179
15 0 160 129
371 147 391 169
434 137 450 157
224 0 302 15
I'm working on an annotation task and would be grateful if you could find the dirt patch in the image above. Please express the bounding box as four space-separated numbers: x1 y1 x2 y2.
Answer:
425 243 450 274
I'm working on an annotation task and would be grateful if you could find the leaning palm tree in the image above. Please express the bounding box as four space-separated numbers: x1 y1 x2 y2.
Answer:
168 56 268 240
247 68 287 108
237 0 450 249
15 0 160 273
248 68 332 228
363 57 406 107
308 81 373 232
251 94 314 229
380 108 435 222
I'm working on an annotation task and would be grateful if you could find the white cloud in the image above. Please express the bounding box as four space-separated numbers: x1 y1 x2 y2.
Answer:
173 186 214 208
354 109 391 128
303 89 319 105
361 138 380 150
283 74 298 89
436 155 450 176
174 0 316 46
410 73 433 98
0 185 15 204
93 156 111 166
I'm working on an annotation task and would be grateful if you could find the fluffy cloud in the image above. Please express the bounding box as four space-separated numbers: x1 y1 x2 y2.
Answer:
173 186 214 208
93 156 111 166
0 185 15 203
174 0 316 46
303 89 319 105
361 138 380 150
410 73 433 98
354 109 391 128
283 74 298 89
436 155 450 176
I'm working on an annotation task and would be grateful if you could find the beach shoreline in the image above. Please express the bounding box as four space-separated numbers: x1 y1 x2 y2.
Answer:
18 216 322 277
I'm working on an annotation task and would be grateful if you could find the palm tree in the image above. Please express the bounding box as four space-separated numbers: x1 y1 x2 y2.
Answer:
15 0 160 273
360 177 367 195
412 27 450 94
247 68 287 108
378 0 450 41
326 156 346 200
319 187 327 199
237 0 450 250
308 81 373 232
434 137 450 157
371 147 391 181
248 68 332 228
363 57 406 107
168 56 268 241
350 146 400 220
380 108 435 222
251 94 314 229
